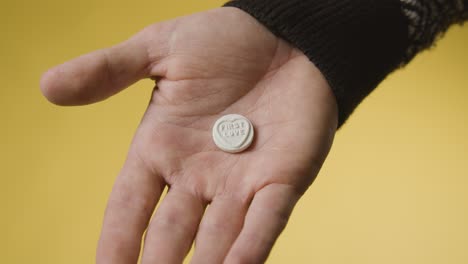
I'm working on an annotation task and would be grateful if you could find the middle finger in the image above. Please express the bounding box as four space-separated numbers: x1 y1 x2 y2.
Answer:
141 186 205 264
190 195 249 264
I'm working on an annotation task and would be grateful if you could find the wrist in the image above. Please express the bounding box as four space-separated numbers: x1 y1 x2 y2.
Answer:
224 0 408 127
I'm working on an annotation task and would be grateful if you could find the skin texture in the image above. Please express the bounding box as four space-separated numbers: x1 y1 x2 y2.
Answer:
40 7 338 264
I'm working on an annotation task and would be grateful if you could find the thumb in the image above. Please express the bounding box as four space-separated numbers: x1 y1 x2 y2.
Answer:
40 24 169 105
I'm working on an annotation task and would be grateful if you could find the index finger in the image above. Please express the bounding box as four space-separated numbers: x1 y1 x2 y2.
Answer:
96 147 165 264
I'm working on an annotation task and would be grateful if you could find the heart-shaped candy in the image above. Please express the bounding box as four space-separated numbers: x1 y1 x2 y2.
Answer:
212 114 254 153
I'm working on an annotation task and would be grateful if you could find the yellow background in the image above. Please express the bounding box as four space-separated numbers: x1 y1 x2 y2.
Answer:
1 0 467 263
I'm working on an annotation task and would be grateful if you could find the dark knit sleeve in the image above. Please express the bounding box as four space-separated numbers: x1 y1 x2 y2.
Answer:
223 0 468 127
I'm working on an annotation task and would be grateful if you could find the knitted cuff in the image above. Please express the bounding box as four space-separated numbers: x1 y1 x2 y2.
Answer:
401 0 468 62
224 0 409 127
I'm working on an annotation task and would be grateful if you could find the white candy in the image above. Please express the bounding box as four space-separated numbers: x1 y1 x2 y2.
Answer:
212 114 254 153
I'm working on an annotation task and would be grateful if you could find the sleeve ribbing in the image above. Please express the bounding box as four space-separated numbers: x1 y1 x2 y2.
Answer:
401 0 467 62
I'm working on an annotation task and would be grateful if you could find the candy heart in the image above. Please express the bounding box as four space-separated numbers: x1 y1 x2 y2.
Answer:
212 114 254 153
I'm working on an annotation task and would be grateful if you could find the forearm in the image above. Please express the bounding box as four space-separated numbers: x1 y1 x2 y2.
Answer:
224 0 468 127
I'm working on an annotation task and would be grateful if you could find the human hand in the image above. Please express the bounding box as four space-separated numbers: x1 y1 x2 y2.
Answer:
40 7 338 264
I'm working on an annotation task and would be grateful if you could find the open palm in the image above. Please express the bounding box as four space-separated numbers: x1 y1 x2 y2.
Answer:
41 7 337 264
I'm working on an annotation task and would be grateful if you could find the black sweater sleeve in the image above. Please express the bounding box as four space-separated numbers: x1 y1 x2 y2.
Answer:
224 0 468 127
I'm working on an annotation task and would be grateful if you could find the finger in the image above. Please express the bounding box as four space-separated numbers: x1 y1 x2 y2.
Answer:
190 195 249 264
96 149 165 264
40 25 168 106
141 187 205 264
224 184 301 264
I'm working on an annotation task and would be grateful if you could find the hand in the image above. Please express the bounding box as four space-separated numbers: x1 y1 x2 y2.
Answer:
41 7 338 264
